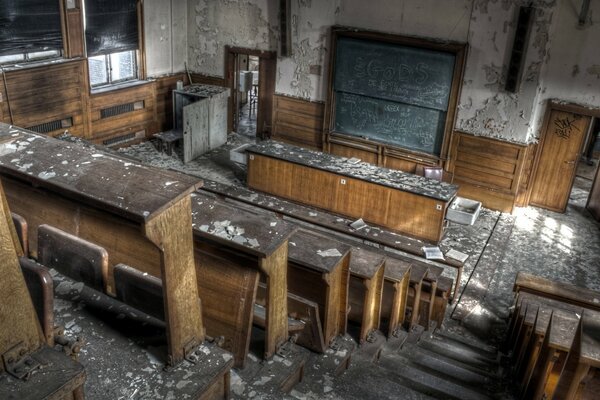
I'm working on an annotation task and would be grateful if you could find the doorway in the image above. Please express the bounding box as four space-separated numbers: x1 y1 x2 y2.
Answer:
529 102 600 212
226 47 276 140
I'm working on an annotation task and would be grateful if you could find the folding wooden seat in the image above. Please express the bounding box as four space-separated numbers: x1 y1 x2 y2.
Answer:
37 224 108 292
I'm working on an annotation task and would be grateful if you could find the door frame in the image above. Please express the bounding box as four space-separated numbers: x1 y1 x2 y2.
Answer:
526 100 600 211
225 46 277 140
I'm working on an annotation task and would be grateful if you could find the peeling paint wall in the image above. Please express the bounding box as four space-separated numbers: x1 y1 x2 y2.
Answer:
456 0 557 143
532 0 600 139
179 0 600 142
275 1 337 100
187 0 278 77
145 0 188 77
336 0 472 42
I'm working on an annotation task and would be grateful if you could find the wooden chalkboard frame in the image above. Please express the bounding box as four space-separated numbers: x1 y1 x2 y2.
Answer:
323 27 467 168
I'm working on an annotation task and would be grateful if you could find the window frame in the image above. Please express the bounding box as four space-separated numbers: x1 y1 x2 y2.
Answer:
83 0 144 90
88 49 139 88
0 49 63 66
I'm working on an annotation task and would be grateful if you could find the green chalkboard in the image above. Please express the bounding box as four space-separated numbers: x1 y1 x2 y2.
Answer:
332 36 456 155
334 92 446 155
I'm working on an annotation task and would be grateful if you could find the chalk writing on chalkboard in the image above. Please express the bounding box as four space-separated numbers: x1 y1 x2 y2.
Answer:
334 92 446 155
331 36 456 156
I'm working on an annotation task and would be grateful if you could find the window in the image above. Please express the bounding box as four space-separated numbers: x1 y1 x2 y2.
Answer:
0 0 63 64
88 50 137 86
84 0 140 87
0 50 62 65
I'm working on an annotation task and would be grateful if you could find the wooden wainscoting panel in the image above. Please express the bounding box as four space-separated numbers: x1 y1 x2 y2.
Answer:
2 60 87 137
448 131 529 213
328 134 380 165
272 95 324 150
90 82 158 142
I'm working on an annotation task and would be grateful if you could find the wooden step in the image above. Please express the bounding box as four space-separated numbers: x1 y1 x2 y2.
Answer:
404 342 502 380
384 349 499 393
233 327 310 398
374 356 495 400
333 360 439 400
289 334 356 397
418 336 500 373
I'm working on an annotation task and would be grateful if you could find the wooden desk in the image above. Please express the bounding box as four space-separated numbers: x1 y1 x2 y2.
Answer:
246 140 458 242
190 192 296 366
0 123 204 367
347 247 385 343
287 229 351 346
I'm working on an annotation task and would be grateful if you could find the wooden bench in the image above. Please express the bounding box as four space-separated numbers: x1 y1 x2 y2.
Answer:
514 272 600 312
191 192 296 367
380 258 411 337
200 179 464 302
506 273 600 399
0 179 86 400
0 124 204 367
522 310 580 399
553 309 600 399
347 247 385 343
287 229 351 347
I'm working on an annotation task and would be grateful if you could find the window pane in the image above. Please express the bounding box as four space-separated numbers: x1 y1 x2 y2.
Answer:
89 55 108 86
27 50 61 60
110 51 136 82
0 54 25 64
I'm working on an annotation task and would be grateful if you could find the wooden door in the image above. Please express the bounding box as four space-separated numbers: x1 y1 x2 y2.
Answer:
257 57 276 140
530 108 592 212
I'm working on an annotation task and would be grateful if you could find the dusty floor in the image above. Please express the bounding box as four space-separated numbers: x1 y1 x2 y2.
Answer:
47 134 599 399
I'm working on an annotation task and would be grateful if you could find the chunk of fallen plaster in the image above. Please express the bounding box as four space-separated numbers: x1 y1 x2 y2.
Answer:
317 249 342 257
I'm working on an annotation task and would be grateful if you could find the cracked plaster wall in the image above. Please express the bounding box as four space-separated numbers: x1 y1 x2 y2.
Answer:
532 0 600 139
145 0 188 77
180 0 600 142
276 0 473 101
187 0 278 78
275 0 337 100
456 0 557 143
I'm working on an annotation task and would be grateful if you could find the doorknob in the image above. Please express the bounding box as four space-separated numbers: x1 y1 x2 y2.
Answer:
564 160 576 164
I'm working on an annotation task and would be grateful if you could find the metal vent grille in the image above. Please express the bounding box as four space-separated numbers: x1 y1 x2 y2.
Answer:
28 117 72 134
100 100 144 119
102 130 145 147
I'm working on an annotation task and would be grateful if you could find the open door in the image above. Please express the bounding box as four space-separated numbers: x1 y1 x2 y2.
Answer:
226 47 276 139
530 103 592 212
